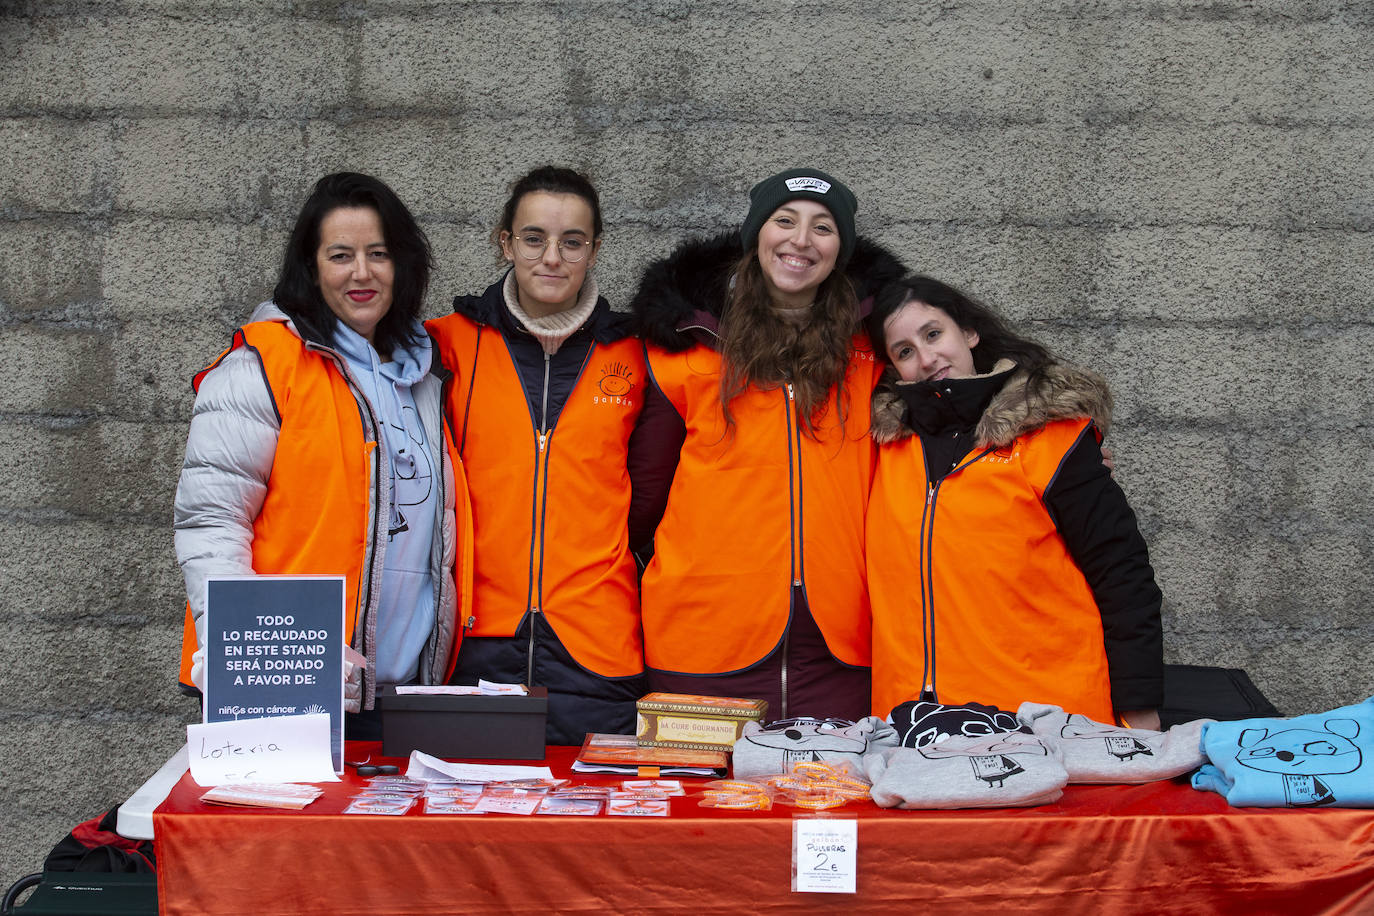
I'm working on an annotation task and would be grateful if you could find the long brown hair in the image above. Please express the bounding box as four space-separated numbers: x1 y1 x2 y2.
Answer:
717 252 859 437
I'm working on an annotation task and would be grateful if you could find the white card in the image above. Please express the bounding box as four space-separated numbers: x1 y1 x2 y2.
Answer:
792 818 857 894
187 713 338 786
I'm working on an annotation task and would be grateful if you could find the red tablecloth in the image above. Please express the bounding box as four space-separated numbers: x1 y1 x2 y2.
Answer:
153 743 1374 915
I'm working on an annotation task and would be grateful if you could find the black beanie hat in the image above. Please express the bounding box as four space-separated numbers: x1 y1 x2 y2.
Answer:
740 167 859 269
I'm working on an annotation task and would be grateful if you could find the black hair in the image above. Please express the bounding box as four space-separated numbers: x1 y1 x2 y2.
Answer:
272 172 433 358
867 274 1053 375
491 165 603 253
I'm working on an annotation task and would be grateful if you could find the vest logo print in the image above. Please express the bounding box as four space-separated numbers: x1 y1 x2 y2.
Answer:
785 176 831 194
595 361 636 407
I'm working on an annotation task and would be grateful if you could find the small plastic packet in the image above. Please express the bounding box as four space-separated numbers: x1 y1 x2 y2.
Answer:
622 779 684 796
353 790 424 803
424 783 486 800
536 795 605 816
363 776 426 794
344 795 416 815
473 786 548 815
698 779 774 811
549 784 613 799
424 795 483 815
761 761 870 808
605 792 670 816
485 778 568 791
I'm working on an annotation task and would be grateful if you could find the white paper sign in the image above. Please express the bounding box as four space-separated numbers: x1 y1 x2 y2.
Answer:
792 818 858 894
187 714 339 786
404 750 554 783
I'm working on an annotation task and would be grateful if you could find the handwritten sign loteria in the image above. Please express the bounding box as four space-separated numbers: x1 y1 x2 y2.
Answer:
203 576 345 772
187 714 338 786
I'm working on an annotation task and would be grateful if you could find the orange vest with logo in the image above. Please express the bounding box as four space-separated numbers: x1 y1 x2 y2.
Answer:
178 321 468 688
426 314 644 678
640 337 878 674
866 418 1115 721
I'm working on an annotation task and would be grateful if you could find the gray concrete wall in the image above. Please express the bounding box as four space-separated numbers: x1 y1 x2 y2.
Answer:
2 0 1372 886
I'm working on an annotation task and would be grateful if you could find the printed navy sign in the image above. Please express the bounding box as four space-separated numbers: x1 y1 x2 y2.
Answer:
203 576 345 772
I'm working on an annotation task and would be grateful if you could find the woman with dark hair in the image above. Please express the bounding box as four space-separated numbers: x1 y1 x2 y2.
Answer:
174 172 471 726
426 166 646 745
865 274 1163 727
629 167 905 722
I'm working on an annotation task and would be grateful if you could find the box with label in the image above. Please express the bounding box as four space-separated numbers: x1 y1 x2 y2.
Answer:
635 692 768 751
379 686 548 759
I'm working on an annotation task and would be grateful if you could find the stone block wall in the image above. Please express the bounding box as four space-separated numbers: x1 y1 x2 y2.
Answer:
2 0 1371 885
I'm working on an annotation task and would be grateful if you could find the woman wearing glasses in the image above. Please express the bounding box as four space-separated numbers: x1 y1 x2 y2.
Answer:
629 167 904 722
427 166 645 745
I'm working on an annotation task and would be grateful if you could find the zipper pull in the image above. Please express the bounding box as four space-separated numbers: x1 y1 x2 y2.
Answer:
538 431 548 452
785 382 795 400
927 484 935 506
464 615 476 632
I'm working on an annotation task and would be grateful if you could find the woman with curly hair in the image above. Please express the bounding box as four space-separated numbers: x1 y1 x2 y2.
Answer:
630 167 904 721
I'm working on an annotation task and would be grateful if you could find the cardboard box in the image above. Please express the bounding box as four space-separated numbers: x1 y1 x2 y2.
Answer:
378 686 548 759
635 692 768 751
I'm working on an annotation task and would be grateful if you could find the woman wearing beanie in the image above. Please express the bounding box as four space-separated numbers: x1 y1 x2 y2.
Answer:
865 275 1163 726
629 167 904 721
426 166 646 745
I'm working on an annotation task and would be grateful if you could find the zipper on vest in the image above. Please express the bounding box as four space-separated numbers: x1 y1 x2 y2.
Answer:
312 344 384 703
781 383 805 720
523 352 554 685
918 448 997 704
785 383 803 587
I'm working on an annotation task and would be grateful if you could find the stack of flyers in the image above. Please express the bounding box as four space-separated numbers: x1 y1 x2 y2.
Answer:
200 783 324 810
605 791 672 816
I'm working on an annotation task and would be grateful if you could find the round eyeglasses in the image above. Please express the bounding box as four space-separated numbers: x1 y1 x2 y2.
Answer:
508 233 591 263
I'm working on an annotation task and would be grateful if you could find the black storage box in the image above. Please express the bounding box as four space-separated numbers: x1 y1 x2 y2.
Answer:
378 685 548 759
5 872 156 915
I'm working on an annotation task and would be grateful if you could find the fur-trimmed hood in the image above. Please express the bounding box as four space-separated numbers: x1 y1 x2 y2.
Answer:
629 230 906 352
870 358 1114 447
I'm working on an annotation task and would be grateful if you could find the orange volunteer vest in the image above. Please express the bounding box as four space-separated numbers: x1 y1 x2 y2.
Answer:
867 417 1115 721
178 320 468 688
640 337 878 675
427 314 644 678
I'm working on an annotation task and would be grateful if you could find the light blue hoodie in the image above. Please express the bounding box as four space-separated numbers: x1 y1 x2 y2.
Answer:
333 319 437 684
1194 696 1374 807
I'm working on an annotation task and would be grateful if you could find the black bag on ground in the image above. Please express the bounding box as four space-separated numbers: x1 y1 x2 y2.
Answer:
42 808 155 874
1159 664 1280 730
2 809 157 915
